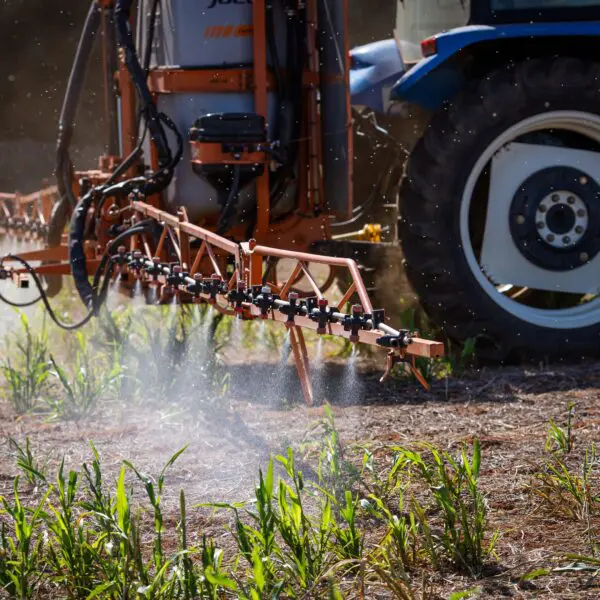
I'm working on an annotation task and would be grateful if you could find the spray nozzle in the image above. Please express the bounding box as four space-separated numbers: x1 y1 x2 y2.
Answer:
144 256 163 283
279 291 301 327
310 298 331 335
343 304 365 343
186 273 204 297
167 264 184 288
254 285 277 319
228 280 249 314
208 273 222 304
128 250 145 273
113 245 129 265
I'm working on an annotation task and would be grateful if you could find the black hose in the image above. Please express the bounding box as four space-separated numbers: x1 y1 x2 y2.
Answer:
143 0 160 74
102 8 120 156
56 1 102 209
68 0 182 306
115 0 172 169
1 222 154 330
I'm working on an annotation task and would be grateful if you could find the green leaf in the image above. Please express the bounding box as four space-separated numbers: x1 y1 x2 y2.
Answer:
204 566 237 590
472 438 481 479
448 587 482 600
86 581 116 599
116 466 128 532
520 568 550 582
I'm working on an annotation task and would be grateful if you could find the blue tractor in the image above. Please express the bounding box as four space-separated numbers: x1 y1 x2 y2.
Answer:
351 0 600 361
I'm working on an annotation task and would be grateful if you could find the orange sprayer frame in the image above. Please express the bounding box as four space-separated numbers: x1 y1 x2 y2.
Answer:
0 0 445 405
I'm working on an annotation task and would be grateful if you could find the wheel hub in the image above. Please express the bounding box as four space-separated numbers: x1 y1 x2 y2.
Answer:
509 166 600 271
536 191 588 248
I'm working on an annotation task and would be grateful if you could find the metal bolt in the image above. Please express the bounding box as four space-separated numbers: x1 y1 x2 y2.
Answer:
567 196 576 205
577 209 587 217
562 236 571 245
546 234 555 242
537 221 545 229
575 226 584 234
551 194 560 203
538 204 548 213
580 176 589 185
516 214 526 225
580 252 590 262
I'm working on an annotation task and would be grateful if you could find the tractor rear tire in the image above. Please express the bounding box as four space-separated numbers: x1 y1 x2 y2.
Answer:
399 57 600 361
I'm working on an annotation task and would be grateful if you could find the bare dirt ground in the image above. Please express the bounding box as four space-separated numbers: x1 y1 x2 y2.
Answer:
1 356 599 598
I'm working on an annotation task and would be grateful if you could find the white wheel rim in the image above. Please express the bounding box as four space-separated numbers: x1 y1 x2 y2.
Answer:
459 110 600 330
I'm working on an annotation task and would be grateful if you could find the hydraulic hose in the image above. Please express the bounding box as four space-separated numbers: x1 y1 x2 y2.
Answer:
69 0 182 307
55 0 102 214
1 220 153 330
114 0 172 169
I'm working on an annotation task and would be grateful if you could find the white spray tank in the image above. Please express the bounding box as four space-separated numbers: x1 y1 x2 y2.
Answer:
136 0 287 223
395 0 469 64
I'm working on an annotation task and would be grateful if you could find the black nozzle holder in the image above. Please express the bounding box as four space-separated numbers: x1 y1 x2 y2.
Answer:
167 264 184 287
343 304 365 343
113 245 129 265
376 332 412 349
279 291 300 326
229 280 249 313
128 250 145 271
310 298 331 334
144 256 162 281
208 273 222 303
255 285 276 318
186 273 204 296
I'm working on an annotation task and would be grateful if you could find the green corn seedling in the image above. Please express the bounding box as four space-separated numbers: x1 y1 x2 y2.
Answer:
0 478 50 599
7 437 47 487
49 331 122 420
1 312 50 414
546 402 575 454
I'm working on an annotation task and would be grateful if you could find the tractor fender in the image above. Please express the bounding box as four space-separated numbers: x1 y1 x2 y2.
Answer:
391 22 600 111
350 38 414 113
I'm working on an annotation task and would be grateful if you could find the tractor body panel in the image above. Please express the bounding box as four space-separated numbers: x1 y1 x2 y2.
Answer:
349 39 406 112
391 22 600 111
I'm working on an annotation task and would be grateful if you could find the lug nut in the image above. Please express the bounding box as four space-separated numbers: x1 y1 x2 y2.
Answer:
538 204 547 213
562 236 571 245
537 221 545 229
575 226 584 234
577 209 587 217
567 196 576 205
546 234 555 242
551 194 560 203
